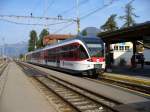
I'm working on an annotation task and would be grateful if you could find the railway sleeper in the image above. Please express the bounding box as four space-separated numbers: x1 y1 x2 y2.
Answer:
83 108 104 112
54 90 68 93
64 95 81 99
79 105 100 111
68 98 86 102
73 101 91 106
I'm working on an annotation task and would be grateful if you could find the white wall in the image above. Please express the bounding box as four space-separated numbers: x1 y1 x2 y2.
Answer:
112 42 133 66
113 50 133 66
144 48 150 62
112 42 150 66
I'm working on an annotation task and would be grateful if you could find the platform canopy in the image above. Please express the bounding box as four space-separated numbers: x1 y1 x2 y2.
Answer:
98 21 150 44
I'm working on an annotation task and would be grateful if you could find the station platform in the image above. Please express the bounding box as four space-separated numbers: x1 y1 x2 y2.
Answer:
0 62 57 112
114 101 150 112
104 65 150 86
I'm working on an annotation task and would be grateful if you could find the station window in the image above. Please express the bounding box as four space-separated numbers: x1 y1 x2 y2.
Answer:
114 46 118 50
125 46 130 51
119 46 124 51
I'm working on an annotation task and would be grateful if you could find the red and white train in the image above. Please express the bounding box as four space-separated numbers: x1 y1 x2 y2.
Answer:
25 36 105 77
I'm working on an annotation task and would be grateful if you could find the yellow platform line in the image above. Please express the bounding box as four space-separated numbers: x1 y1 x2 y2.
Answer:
101 73 150 86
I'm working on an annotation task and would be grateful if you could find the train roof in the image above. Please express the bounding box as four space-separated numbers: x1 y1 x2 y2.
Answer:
26 35 103 55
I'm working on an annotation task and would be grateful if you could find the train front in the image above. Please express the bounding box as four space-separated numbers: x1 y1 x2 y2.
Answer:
82 37 105 75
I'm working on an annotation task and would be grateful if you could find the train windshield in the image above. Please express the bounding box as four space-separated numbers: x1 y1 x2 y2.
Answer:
87 44 104 57
82 37 104 57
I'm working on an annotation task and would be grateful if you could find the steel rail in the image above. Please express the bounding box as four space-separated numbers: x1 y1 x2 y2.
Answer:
101 78 150 97
0 63 8 77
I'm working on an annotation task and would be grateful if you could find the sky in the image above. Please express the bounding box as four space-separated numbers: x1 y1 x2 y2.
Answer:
0 0 150 44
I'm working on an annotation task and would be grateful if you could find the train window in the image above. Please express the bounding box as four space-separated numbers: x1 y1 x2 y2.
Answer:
68 51 74 58
87 43 104 57
49 49 52 55
61 46 66 52
73 50 78 59
72 45 79 51
79 46 88 59
44 50 48 59
62 44 78 53
48 49 55 55
69 45 77 51
63 53 67 58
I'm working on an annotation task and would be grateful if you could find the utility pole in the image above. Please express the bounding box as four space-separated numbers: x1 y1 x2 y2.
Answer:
76 0 80 33
77 18 80 34
34 37 37 50
44 0 49 31
2 37 5 60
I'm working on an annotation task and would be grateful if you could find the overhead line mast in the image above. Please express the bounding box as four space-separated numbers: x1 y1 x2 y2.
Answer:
76 0 80 33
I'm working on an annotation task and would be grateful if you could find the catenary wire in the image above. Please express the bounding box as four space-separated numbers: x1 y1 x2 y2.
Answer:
43 0 55 16
0 18 72 26
53 22 75 33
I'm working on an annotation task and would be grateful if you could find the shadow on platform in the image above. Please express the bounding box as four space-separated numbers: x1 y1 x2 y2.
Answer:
107 65 150 77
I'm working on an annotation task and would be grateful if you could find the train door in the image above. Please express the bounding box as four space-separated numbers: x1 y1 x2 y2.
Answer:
57 59 60 67
56 47 60 67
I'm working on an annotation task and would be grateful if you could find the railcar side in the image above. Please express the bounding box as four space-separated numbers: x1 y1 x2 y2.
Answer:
26 36 105 77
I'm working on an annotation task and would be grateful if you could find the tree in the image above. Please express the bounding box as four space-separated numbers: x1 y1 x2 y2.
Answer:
28 30 38 52
82 30 87 36
19 54 24 60
19 54 24 59
120 3 138 27
100 14 118 32
37 29 49 48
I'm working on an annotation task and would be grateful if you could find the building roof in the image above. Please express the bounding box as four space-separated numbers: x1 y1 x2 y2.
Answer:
43 34 75 45
44 34 75 40
80 27 99 36
98 21 150 44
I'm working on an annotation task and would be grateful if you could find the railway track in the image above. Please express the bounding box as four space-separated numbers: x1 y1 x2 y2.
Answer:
0 62 9 96
85 77 150 97
0 63 8 77
17 62 121 112
101 78 150 95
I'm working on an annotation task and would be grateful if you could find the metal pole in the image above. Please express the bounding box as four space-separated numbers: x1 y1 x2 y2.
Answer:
76 0 80 33
2 37 5 58
44 0 48 30
34 38 37 50
1 37 5 62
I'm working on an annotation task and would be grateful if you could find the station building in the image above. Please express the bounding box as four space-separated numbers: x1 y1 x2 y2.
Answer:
43 34 75 46
111 42 150 66
99 21 150 67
